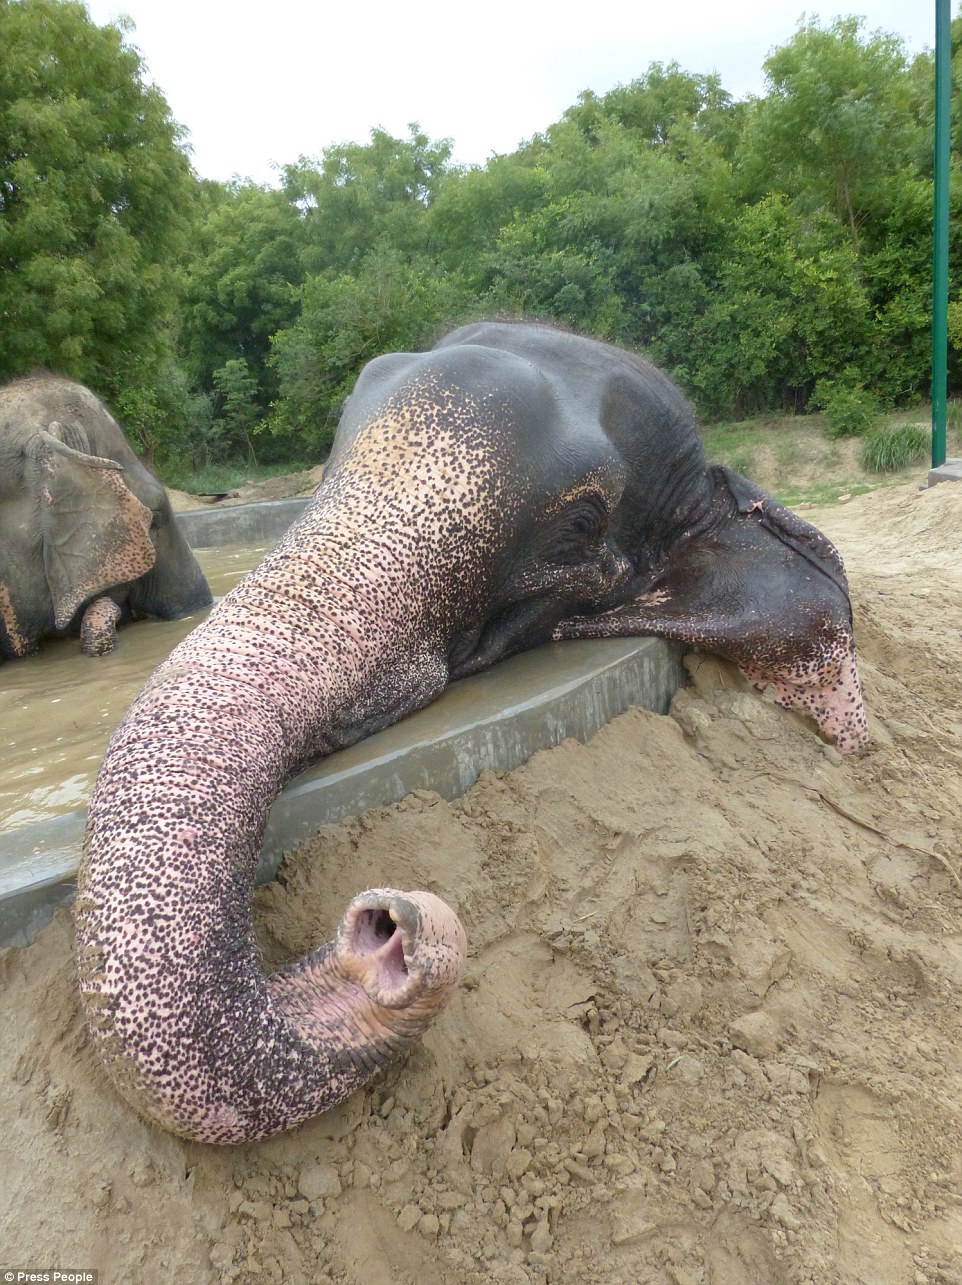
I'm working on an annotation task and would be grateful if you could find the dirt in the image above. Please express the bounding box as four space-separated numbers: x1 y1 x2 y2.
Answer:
2 478 962 1284
747 431 868 498
165 466 325 512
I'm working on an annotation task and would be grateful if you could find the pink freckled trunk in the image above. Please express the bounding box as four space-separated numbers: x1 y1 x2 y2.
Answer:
76 499 467 1143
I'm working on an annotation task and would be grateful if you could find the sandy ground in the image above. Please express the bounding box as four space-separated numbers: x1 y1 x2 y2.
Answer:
2 477 962 1285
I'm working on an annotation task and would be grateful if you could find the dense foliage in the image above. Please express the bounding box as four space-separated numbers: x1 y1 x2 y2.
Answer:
0 0 195 446
2 1 960 468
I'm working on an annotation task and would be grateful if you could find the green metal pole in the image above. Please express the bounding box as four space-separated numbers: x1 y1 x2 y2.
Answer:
932 0 951 468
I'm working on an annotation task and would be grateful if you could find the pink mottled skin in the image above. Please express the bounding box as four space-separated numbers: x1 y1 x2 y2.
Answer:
744 651 866 754
270 891 468 1048
78 427 480 1143
77 322 867 1146
553 477 869 754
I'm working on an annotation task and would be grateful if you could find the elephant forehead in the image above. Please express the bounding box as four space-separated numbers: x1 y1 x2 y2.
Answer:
335 367 622 515
334 377 529 516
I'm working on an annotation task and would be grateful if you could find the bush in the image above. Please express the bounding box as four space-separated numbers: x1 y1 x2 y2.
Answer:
268 246 472 456
111 359 213 469
813 378 884 439
859 421 928 473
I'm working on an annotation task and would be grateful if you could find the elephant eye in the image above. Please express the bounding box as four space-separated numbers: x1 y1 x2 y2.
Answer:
149 511 161 530
551 492 610 559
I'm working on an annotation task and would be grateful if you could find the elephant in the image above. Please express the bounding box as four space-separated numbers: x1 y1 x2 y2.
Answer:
0 373 212 660
76 321 867 1144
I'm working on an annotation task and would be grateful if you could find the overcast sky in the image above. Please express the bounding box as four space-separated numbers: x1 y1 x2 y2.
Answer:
84 1 940 185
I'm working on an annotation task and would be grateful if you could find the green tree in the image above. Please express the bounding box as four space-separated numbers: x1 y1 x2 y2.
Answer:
262 125 467 454
210 358 261 461
687 195 872 417
428 152 546 289
857 176 939 402
282 125 456 274
561 62 740 156
269 244 470 454
731 18 936 405
179 180 304 427
472 83 737 356
737 18 922 245
0 0 196 403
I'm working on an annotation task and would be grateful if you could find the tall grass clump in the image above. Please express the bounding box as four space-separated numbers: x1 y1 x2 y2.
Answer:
947 399 962 434
860 422 928 473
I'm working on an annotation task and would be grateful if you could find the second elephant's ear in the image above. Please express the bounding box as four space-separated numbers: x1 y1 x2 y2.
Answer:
28 424 156 629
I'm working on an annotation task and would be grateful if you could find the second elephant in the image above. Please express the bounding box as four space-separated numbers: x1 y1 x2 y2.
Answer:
0 373 212 660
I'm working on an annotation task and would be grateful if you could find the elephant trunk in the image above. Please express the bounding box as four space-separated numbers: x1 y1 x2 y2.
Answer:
76 502 467 1143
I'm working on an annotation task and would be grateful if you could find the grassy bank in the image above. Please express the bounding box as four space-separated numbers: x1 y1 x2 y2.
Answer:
160 458 316 494
701 404 957 507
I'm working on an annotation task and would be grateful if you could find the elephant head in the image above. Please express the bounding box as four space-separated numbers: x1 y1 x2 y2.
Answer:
77 322 866 1143
0 375 212 659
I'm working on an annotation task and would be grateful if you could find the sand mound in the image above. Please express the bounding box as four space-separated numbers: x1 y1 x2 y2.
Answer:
2 480 961 1284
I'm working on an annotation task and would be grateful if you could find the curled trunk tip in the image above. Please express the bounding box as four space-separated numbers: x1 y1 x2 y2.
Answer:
335 888 467 1009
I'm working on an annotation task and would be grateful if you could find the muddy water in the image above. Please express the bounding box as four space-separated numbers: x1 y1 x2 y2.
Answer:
0 543 272 833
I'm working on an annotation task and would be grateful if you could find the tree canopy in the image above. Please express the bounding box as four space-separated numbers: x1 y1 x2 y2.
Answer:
1 3 957 468
0 0 195 424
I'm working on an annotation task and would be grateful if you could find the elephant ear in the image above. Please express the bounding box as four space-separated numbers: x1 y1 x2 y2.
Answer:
714 465 850 599
28 423 156 629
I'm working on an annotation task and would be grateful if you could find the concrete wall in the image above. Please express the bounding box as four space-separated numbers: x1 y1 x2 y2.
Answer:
175 498 312 548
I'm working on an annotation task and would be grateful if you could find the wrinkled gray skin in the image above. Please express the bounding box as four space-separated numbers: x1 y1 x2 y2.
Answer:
77 322 867 1145
0 373 212 660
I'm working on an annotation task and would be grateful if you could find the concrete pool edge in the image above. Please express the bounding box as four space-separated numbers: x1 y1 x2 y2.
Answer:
0 636 687 949
174 497 312 548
